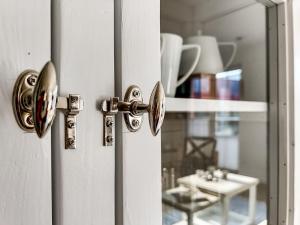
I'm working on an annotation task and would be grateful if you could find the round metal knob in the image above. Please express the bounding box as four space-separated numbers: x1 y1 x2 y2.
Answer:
13 62 83 149
32 62 58 137
148 82 165 136
12 61 58 137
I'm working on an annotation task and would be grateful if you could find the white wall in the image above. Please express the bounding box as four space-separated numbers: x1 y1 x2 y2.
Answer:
198 3 268 182
161 0 191 22
202 3 266 101
239 113 267 183
161 0 195 37
192 0 256 24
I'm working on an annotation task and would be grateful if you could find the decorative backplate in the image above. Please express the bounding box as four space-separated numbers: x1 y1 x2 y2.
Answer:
12 70 38 132
123 85 144 132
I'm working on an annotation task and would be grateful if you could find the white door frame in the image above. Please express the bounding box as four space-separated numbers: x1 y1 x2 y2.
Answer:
292 0 300 224
264 1 295 224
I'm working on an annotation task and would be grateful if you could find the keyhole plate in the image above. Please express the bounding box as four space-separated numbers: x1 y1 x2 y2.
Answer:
12 70 38 132
124 85 144 132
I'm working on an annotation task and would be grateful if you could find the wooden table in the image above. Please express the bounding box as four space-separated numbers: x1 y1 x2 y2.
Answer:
177 173 259 225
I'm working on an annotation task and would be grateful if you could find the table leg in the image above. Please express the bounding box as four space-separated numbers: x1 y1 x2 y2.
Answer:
187 212 193 225
221 196 230 225
248 185 257 224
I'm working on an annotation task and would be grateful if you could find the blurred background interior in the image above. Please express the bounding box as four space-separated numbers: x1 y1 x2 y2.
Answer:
160 1 268 224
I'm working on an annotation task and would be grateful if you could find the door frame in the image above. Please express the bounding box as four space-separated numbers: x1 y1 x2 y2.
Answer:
266 0 294 224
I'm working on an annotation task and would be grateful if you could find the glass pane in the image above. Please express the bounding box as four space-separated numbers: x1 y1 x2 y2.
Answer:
160 1 272 225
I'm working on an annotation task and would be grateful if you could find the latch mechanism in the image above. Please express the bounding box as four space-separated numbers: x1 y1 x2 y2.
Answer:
101 82 165 146
12 61 84 149
101 97 119 146
56 95 84 149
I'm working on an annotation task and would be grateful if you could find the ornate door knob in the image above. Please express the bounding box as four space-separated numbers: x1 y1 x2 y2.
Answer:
101 82 165 146
12 61 83 149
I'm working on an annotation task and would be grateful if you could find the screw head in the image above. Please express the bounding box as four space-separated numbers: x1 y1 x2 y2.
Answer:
132 90 140 98
70 96 79 104
106 120 113 127
67 120 75 129
25 115 34 126
131 119 140 128
67 138 75 146
106 135 113 143
27 75 37 86
22 91 33 110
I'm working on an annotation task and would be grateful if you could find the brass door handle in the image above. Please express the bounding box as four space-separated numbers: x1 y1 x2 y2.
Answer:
12 61 83 149
101 82 165 146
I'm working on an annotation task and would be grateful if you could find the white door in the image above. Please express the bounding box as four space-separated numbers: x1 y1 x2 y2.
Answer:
0 0 115 225
0 1 51 225
0 0 294 225
113 0 162 225
114 0 293 225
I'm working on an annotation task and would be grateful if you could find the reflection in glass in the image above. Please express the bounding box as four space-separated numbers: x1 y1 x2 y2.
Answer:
161 1 268 224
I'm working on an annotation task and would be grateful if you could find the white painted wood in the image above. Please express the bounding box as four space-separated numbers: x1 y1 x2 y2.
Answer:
277 2 294 224
220 196 230 225
115 0 162 224
119 1 291 225
266 5 280 225
248 186 257 224
203 3 267 102
178 173 258 225
166 98 267 112
178 174 259 195
0 1 51 225
239 112 267 183
286 1 295 222
293 0 300 223
285 1 295 223
51 0 115 225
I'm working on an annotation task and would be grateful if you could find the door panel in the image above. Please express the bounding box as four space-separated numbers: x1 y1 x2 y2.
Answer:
116 0 290 225
0 0 51 224
51 0 115 224
115 0 162 224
